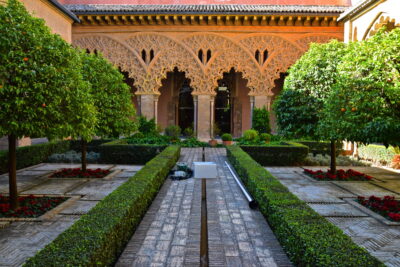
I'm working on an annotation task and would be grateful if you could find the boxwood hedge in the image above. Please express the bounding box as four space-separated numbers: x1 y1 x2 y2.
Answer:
24 145 180 267
98 139 167 165
0 141 70 174
240 141 308 166
294 140 342 156
226 146 383 267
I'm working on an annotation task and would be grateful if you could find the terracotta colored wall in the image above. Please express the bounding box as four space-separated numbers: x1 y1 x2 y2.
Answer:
60 0 350 5
158 79 173 130
237 78 251 135
21 0 73 43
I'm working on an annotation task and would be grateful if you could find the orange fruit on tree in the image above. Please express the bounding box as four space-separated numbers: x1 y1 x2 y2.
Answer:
42 103 46 108
23 57 29 61
340 108 346 112
351 107 357 112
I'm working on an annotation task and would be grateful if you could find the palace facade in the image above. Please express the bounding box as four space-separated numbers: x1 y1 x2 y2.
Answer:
5 0 398 143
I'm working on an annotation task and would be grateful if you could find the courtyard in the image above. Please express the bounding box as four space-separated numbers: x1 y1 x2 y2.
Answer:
1 0 400 266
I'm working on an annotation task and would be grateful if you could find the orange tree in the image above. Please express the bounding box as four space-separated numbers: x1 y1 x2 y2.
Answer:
79 52 136 171
0 0 96 209
322 28 400 150
274 40 348 172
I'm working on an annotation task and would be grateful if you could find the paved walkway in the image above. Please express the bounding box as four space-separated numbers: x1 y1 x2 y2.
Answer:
268 166 400 267
0 163 143 267
117 148 292 267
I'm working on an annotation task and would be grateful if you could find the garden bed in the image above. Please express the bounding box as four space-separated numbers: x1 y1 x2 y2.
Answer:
50 168 111 178
357 196 400 222
304 168 373 181
0 194 67 218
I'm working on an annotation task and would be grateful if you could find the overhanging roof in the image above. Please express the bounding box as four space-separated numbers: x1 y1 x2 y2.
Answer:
67 4 348 16
338 0 379 21
48 0 80 22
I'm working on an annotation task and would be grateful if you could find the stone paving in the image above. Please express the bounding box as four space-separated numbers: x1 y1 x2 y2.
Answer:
0 163 143 267
117 148 292 267
267 166 400 267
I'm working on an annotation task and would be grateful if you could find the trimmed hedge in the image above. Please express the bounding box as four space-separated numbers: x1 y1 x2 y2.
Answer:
98 140 166 165
226 146 383 267
69 139 113 152
358 144 396 165
0 141 70 174
295 140 342 156
24 145 180 267
240 141 308 166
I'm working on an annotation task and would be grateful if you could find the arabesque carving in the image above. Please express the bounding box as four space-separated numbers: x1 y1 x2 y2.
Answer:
73 32 341 96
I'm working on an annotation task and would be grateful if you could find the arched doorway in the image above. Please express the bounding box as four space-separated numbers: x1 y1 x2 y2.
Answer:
158 68 194 132
215 68 250 137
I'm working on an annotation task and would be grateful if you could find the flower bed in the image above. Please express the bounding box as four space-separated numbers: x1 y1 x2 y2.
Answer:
304 168 373 181
0 194 67 218
50 168 110 178
357 196 400 221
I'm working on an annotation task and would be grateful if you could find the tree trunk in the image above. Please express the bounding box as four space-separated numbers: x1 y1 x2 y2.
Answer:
81 139 87 172
330 140 337 173
8 134 18 210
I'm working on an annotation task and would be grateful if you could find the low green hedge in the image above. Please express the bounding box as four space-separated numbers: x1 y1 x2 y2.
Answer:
24 145 180 267
240 141 308 166
69 139 113 152
98 140 166 165
226 146 383 267
295 140 342 156
358 144 396 165
0 141 70 174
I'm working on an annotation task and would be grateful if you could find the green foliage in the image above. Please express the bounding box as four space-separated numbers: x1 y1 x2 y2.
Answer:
358 144 396 166
243 129 258 141
80 52 136 138
226 146 383 267
0 0 96 140
138 116 157 135
99 140 167 164
240 142 308 166
273 89 320 139
303 153 367 167
295 140 342 156
183 127 194 138
25 146 180 267
221 133 233 141
274 40 348 140
260 133 272 143
322 28 400 146
164 125 181 140
180 138 209 147
252 106 271 134
0 141 70 174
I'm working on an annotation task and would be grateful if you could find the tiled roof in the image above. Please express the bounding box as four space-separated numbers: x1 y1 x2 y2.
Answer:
67 4 348 15
338 0 378 21
60 0 351 5
48 0 80 22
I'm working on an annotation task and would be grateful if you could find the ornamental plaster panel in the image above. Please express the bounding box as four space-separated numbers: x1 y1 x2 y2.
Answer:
73 32 342 96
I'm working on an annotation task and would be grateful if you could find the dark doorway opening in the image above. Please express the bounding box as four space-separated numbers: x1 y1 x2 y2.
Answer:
178 78 194 131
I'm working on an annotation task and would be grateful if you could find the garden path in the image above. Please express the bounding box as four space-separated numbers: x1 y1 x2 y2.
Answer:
0 163 143 266
268 166 400 267
116 148 292 267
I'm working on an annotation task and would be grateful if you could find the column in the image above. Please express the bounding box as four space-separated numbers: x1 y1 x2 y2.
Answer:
249 96 255 129
196 94 213 141
138 94 158 120
254 95 271 109
193 96 198 136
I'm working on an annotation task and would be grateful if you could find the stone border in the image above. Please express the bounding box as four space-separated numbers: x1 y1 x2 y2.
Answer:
343 198 400 226
0 195 81 222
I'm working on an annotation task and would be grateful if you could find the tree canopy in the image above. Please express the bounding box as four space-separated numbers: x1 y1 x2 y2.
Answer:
322 28 400 146
80 52 136 139
0 0 97 141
